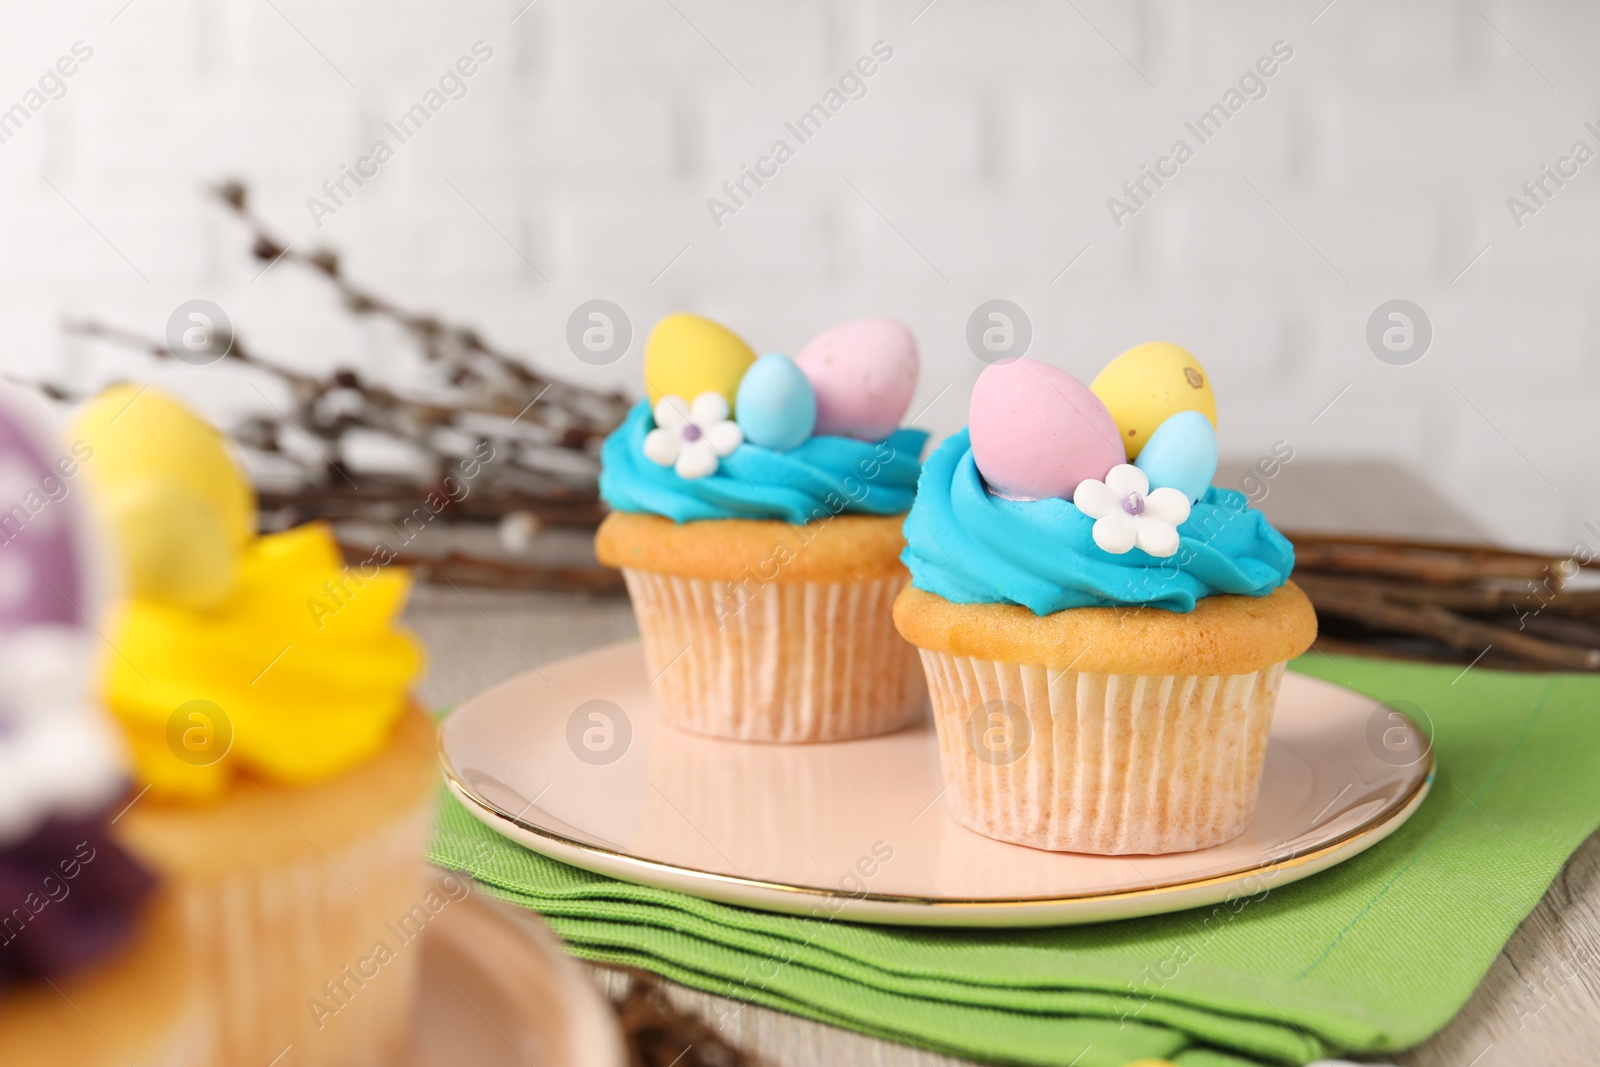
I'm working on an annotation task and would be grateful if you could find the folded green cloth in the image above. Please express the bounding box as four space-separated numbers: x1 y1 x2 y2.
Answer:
429 656 1600 1066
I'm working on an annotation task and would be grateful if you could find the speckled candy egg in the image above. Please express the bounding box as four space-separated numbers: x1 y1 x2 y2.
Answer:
793 317 918 441
969 358 1124 502
735 353 816 452
1089 341 1217 461
644 313 756 410
1134 410 1218 504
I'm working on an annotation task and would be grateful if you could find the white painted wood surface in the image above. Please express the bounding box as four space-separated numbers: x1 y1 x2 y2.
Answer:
405 462 1597 1067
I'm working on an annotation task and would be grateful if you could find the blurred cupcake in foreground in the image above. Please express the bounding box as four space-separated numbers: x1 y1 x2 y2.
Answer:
894 346 1315 855
0 382 206 1065
73 385 435 1066
596 313 929 742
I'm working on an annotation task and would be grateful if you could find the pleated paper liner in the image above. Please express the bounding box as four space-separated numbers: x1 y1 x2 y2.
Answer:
115 706 439 1066
623 568 926 742
920 651 1287 854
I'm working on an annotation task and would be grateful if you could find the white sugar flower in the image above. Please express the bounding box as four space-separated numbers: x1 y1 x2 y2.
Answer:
1073 464 1191 558
643 392 744 480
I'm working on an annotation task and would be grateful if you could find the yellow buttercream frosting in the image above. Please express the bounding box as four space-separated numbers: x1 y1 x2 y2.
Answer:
74 385 423 801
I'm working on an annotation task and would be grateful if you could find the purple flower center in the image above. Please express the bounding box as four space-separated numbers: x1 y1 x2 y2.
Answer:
681 424 703 442
1120 491 1145 516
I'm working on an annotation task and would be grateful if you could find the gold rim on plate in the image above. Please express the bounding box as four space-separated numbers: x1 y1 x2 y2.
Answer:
440 744 1435 911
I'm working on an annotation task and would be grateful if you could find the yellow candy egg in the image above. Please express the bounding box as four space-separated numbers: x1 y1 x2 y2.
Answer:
1089 341 1217 461
99 480 241 609
644 313 756 411
72 384 256 609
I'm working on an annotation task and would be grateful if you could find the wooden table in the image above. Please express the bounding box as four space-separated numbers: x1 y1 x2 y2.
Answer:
403 461 1598 1067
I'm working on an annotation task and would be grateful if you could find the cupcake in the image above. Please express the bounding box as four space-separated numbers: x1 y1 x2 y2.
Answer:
894 347 1315 854
73 385 435 1066
0 382 206 1064
596 313 929 742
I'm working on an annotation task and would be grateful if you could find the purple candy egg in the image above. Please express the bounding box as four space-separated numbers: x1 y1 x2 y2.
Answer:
0 390 88 632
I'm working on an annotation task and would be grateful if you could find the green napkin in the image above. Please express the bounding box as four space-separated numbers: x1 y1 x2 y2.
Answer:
429 656 1600 1066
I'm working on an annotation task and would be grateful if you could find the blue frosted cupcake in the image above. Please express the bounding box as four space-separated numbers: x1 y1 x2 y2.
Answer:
894 352 1314 854
596 313 930 742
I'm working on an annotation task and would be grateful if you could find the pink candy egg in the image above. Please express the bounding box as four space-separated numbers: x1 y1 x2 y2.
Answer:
793 318 918 440
969 358 1124 501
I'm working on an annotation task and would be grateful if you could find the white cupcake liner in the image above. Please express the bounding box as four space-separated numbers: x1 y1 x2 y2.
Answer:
623 568 926 742
919 651 1286 854
175 794 435 1067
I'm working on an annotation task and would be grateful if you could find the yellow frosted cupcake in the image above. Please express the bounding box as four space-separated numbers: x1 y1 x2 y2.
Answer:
74 385 434 1066
596 314 928 742
895 351 1314 855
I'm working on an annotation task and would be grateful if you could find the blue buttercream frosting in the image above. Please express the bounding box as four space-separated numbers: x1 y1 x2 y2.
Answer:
600 400 928 523
902 429 1295 615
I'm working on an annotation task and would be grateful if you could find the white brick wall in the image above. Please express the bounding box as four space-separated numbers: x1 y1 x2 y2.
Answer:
1 0 1595 548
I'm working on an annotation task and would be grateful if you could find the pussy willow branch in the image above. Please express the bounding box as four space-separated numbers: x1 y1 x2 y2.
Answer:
65 315 466 441
43 327 606 525
47 177 643 527
210 179 630 439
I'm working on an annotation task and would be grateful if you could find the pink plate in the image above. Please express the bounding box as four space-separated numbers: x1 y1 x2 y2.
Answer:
440 641 1432 928
407 888 626 1066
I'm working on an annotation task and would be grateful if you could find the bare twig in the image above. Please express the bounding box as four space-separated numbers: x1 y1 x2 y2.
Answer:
599 964 761 1067
338 542 624 595
1304 580 1600 671
1290 533 1600 672
1289 538 1558 585
1292 572 1600 619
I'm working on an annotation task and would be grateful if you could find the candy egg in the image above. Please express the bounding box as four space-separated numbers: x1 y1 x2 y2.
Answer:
793 317 918 440
1134 410 1218 503
73 384 255 610
969 358 1124 501
735 353 817 452
644 313 756 410
0 384 91 630
1089 341 1217 461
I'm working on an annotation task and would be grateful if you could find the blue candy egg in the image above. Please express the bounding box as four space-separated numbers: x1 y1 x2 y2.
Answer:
1134 410 1217 503
735 353 817 451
